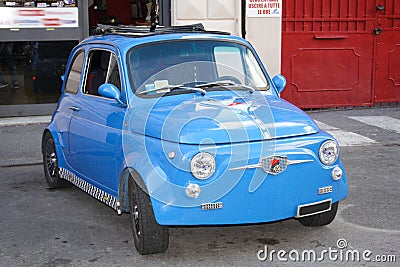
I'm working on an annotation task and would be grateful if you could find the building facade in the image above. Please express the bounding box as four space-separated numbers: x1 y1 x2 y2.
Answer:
0 0 398 116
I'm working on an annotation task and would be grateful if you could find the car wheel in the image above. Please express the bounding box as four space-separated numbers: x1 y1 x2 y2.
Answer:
298 202 339 227
128 177 169 255
43 133 70 188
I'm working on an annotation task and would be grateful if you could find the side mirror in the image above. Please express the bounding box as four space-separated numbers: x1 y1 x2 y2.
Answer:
272 74 287 94
98 83 126 107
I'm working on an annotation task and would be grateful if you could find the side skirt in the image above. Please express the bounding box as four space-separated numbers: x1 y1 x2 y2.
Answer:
59 167 122 215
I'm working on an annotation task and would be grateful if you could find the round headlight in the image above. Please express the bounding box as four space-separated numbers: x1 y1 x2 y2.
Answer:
319 140 339 165
190 152 216 180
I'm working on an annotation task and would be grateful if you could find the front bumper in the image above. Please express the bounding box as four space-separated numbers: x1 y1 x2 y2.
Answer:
126 132 348 225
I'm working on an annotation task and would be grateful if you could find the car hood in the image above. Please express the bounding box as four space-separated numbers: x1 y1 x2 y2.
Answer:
128 94 319 145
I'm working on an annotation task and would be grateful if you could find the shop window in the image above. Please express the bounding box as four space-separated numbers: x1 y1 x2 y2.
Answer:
131 0 152 21
0 41 78 105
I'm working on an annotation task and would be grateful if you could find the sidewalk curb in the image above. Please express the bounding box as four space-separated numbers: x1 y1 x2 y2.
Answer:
0 115 51 127
0 161 42 168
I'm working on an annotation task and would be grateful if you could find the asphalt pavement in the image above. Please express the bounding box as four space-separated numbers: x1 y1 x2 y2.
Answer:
0 116 50 167
0 107 399 266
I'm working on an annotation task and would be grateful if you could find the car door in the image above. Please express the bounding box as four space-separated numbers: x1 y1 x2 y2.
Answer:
56 49 85 159
67 46 125 194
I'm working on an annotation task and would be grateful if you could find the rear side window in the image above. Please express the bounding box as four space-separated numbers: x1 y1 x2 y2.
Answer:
65 51 84 94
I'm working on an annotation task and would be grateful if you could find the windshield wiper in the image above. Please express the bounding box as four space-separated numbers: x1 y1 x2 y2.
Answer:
138 84 206 95
195 80 255 94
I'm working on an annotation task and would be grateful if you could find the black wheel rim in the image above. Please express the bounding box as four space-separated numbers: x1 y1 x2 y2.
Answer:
45 139 58 182
133 204 141 237
130 185 141 239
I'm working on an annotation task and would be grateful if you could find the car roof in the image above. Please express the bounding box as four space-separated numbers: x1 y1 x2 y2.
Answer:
79 24 250 53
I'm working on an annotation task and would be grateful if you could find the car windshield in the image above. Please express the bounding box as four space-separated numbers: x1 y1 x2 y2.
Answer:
128 40 270 96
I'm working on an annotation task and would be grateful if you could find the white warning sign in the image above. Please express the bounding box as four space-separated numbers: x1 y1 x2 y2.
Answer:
246 0 282 17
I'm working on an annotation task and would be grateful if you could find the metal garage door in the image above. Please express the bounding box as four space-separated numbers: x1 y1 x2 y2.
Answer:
375 0 400 103
281 0 400 108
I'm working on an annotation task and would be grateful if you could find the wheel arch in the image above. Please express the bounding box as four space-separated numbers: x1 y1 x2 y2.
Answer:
41 128 67 169
119 167 148 213
41 129 52 154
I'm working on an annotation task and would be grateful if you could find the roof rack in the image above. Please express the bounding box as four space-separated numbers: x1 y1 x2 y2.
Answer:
91 24 231 37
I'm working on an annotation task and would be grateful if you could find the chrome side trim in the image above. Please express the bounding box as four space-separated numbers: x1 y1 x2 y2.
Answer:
201 202 223 210
318 185 333 195
59 168 122 215
287 159 314 165
229 163 262 171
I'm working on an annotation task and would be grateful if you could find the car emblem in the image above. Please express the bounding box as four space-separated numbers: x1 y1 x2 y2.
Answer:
229 156 313 175
262 156 288 175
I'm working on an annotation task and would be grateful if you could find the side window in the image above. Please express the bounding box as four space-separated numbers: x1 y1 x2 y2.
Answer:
243 49 269 89
84 50 121 96
65 51 84 94
106 54 122 90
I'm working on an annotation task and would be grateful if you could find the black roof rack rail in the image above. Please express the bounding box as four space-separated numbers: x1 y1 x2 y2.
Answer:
91 24 231 37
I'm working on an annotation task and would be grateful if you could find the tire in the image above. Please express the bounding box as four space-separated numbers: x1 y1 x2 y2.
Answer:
43 133 71 188
128 177 169 255
298 202 339 227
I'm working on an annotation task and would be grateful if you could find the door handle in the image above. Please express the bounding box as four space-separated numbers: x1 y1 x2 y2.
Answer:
69 106 81 111
376 5 385 11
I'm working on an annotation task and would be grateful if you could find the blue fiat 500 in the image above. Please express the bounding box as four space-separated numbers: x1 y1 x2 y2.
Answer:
42 24 348 255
